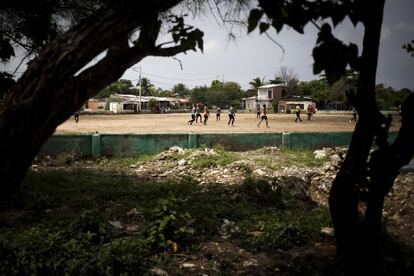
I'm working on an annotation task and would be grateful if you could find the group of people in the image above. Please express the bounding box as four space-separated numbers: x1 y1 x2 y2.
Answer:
187 103 319 127
295 104 316 122
188 103 236 126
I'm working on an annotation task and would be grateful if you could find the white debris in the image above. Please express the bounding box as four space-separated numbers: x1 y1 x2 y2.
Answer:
108 220 123 229
330 154 342 162
253 169 266 176
181 263 196 268
321 227 335 237
177 159 187 166
314 149 327 159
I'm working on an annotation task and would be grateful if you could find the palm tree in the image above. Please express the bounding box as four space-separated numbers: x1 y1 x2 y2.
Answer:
268 76 284 85
138 77 154 96
249 77 265 90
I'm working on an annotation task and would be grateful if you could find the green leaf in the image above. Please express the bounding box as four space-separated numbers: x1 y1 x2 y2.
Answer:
248 9 264 33
259 22 270 34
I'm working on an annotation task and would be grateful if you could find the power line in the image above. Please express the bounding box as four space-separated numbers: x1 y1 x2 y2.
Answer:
141 71 218 81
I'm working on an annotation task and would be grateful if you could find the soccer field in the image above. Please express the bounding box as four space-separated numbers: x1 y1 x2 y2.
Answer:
55 113 401 134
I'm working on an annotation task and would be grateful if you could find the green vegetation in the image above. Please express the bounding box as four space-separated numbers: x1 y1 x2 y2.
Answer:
186 148 239 169
1 146 412 274
0 148 335 275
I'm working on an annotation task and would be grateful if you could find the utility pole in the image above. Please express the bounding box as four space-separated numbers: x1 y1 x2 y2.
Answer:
217 74 224 88
132 66 142 111
139 67 142 112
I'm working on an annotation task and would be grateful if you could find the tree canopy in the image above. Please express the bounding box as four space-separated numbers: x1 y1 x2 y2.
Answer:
1 1 413 274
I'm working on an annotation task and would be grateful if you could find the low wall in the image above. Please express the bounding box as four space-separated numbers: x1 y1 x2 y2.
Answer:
39 131 399 157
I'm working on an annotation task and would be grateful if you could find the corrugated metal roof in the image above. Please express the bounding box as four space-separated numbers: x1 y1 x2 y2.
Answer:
258 84 284 89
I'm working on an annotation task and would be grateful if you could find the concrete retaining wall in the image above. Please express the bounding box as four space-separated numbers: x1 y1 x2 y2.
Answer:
39 131 399 157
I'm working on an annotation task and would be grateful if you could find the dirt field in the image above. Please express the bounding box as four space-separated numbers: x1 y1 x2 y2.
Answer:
55 113 402 134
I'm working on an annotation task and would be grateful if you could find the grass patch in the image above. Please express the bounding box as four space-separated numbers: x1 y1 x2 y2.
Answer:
34 154 154 171
247 147 329 170
1 148 337 274
186 148 239 169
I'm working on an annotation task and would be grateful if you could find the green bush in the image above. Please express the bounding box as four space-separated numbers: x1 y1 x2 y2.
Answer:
239 208 331 250
145 193 194 252
190 148 238 169
0 227 149 275
69 209 112 243
236 177 284 207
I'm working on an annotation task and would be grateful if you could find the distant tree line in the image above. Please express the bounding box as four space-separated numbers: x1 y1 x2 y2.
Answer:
95 69 412 110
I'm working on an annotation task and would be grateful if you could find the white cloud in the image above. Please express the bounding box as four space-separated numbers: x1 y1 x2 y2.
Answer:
395 22 414 32
380 26 392 42
203 39 219 52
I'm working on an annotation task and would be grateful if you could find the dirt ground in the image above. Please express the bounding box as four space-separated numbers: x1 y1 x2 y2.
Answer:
56 112 402 134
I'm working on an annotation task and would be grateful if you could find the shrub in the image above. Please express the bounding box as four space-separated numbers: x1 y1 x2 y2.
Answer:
69 209 112 243
145 193 194 252
236 177 284 207
0 227 149 275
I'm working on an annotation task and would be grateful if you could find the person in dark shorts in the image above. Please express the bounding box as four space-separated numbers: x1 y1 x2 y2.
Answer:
307 104 314 120
74 111 80 123
188 104 196 125
216 107 221 121
256 103 261 119
228 104 235 126
295 105 302 122
195 103 203 123
257 104 269 127
203 105 210 125
349 107 357 122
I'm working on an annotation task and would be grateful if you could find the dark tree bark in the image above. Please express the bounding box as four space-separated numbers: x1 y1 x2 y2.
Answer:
0 0 195 201
329 0 414 273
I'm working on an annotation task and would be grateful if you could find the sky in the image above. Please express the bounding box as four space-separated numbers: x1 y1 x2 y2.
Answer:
121 0 414 91
2 0 413 91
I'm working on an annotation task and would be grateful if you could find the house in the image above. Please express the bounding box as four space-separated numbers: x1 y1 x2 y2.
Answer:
242 84 285 111
277 96 316 113
108 94 190 113
257 84 284 102
85 99 106 111
243 96 258 111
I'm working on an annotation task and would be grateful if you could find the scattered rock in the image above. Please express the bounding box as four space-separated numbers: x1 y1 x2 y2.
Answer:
253 168 266 176
108 220 123 229
126 208 138 217
181 263 197 268
330 154 342 162
218 219 239 239
314 149 327 159
149 267 169 276
177 159 187 166
170 146 185 154
243 259 258 267
321 227 335 237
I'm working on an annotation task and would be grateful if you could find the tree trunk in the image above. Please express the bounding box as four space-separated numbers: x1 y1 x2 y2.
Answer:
328 0 386 273
0 0 189 201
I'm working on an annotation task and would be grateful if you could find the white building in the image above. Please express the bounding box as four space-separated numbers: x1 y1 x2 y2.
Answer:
257 84 284 101
242 84 285 111
108 94 189 113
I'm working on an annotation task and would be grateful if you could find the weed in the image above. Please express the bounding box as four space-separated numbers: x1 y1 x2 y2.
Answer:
238 208 332 250
0 227 149 275
190 148 238 169
236 177 284 207
145 193 194 252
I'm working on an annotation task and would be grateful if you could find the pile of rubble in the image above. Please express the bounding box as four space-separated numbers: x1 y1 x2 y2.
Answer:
309 147 348 205
130 146 352 206
131 145 414 221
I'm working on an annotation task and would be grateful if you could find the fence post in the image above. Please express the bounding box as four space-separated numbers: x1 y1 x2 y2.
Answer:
92 133 101 158
282 132 291 149
188 132 197 149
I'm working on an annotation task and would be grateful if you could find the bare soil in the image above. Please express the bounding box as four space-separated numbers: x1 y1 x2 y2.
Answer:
55 113 402 134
